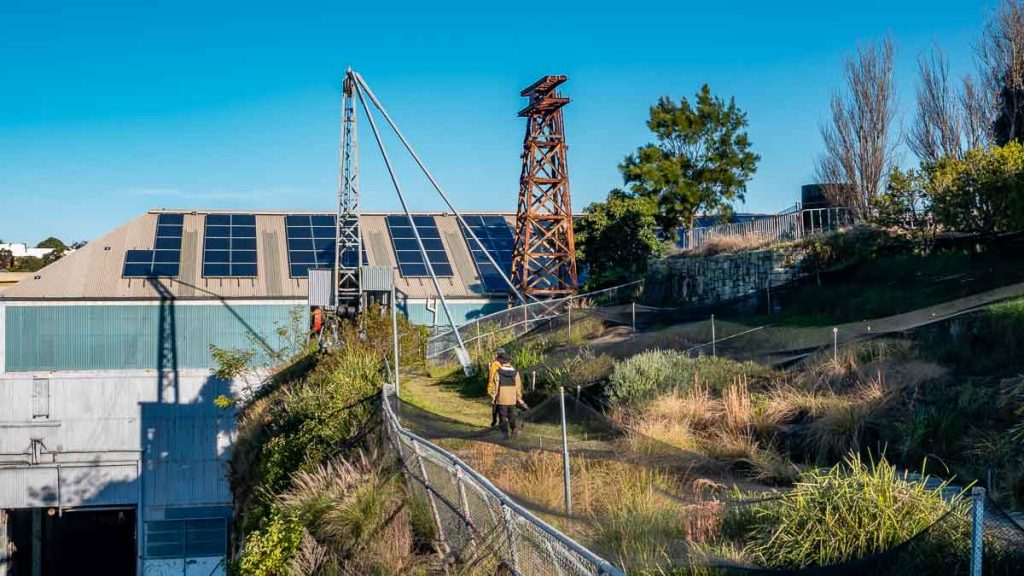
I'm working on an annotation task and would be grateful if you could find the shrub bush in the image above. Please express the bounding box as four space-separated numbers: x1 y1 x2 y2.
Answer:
606 350 768 405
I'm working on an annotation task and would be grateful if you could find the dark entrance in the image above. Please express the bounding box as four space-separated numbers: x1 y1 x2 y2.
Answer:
5 507 136 576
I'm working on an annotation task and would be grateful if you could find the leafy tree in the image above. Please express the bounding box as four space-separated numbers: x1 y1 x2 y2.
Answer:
926 141 1024 234
11 256 45 273
575 190 666 289
871 168 931 232
36 237 68 253
0 249 13 271
619 85 760 230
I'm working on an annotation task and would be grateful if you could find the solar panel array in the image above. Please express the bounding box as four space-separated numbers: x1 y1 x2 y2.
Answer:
123 213 184 278
284 214 365 278
459 215 514 293
202 214 258 277
386 215 452 277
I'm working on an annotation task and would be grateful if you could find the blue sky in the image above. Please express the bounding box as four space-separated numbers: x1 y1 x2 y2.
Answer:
0 0 994 244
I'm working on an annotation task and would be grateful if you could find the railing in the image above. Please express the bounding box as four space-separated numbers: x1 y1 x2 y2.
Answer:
678 207 855 251
426 281 643 361
381 383 624 576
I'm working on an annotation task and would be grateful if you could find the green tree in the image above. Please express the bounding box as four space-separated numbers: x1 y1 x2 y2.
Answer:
926 141 1024 234
36 237 68 253
619 85 760 230
575 190 666 289
871 168 930 232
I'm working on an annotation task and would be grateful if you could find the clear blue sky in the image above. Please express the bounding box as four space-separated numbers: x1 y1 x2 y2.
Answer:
0 0 993 244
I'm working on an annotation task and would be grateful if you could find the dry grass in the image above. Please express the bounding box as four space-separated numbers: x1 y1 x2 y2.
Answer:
693 234 773 256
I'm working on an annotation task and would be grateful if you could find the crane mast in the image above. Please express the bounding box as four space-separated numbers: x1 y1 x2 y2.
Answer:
334 69 362 314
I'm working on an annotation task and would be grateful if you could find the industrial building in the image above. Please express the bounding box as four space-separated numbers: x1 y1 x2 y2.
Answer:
0 208 517 574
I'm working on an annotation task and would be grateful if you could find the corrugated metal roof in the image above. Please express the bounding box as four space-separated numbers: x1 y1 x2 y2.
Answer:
0 210 517 301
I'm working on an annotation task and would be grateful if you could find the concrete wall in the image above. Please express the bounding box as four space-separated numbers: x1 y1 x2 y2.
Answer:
644 248 807 307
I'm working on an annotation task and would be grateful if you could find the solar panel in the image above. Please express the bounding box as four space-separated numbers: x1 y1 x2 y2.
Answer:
123 213 183 277
284 214 365 278
385 215 453 277
460 215 514 293
198 214 256 276
202 214 258 277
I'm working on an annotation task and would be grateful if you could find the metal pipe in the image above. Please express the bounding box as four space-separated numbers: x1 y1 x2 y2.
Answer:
971 486 984 576
352 72 528 305
559 386 572 516
352 81 471 365
391 284 400 398
711 314 716 357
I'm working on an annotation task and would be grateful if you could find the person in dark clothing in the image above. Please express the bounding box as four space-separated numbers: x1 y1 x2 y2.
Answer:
487 352 526 438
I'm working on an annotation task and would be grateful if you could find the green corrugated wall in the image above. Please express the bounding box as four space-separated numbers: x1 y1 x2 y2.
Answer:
4 303 304 372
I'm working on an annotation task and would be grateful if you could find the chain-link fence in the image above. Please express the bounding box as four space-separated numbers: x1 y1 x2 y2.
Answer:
426 281 643 363
381 383 624 576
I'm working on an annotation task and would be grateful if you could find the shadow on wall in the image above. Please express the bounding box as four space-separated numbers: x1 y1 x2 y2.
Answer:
7 278 290 574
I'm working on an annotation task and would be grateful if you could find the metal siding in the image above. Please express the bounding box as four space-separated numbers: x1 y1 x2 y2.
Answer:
4 304 301 372
359 266 393 292
307 269 333 307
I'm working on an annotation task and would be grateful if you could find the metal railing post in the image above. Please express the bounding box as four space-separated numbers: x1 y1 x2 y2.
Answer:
501 503 521 573
971 486 985 576
559 386 573 516
631 301 636 333
833 327 839 363
412 441 449 557
454 466 477 551
711 314 716 357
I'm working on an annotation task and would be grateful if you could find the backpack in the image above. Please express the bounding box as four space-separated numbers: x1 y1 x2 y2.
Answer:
497 365 517 387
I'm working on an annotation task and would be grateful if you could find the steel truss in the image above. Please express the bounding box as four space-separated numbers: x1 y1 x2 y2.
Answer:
512 75 579 299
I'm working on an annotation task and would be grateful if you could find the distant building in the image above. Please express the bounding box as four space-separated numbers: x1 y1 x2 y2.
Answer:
0 242 56 260
0 209 518 574
0 272 29 295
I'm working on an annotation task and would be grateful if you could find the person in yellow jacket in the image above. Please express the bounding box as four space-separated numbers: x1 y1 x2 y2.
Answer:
488 349 505 427
487 352 527 437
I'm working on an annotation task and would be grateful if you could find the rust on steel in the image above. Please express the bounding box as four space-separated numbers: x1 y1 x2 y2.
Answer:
511 75 579 299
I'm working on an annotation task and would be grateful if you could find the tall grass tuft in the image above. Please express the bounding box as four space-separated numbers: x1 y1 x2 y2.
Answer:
744 452 959 569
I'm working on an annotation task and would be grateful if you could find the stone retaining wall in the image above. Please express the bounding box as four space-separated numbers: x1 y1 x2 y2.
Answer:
644 248 808 306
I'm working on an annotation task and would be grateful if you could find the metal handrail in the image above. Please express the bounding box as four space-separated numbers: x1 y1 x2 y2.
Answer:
381 383 625 576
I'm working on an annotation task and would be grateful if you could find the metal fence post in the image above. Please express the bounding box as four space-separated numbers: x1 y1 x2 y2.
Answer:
391 284 400 398
567 305 572 340
501 503 521 573
711 314 716 357
454 466 477 551
971 486 985 576
631 301 636 333
559 387 573 516
412 441 449 557
833 327 839 363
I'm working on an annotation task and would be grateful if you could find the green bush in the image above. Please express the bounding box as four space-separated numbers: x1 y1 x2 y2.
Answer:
606 350 766 405
742 453 960 569
236 511 303 576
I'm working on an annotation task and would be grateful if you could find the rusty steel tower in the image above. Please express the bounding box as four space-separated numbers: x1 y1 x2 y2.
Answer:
511 75 579 298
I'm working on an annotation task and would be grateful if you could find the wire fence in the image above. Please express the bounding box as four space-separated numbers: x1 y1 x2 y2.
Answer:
426 281 643 363
677 207 855 251
381 382 625 576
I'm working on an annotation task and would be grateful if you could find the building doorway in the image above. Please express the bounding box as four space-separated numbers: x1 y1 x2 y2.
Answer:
4 507 136 576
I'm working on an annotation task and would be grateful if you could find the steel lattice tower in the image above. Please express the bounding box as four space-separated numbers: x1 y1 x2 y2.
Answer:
511 75 578 298
335 69 362 312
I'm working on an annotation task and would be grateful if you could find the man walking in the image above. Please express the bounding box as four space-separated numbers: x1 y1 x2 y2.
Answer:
487 352 526 438
488 349 505 427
